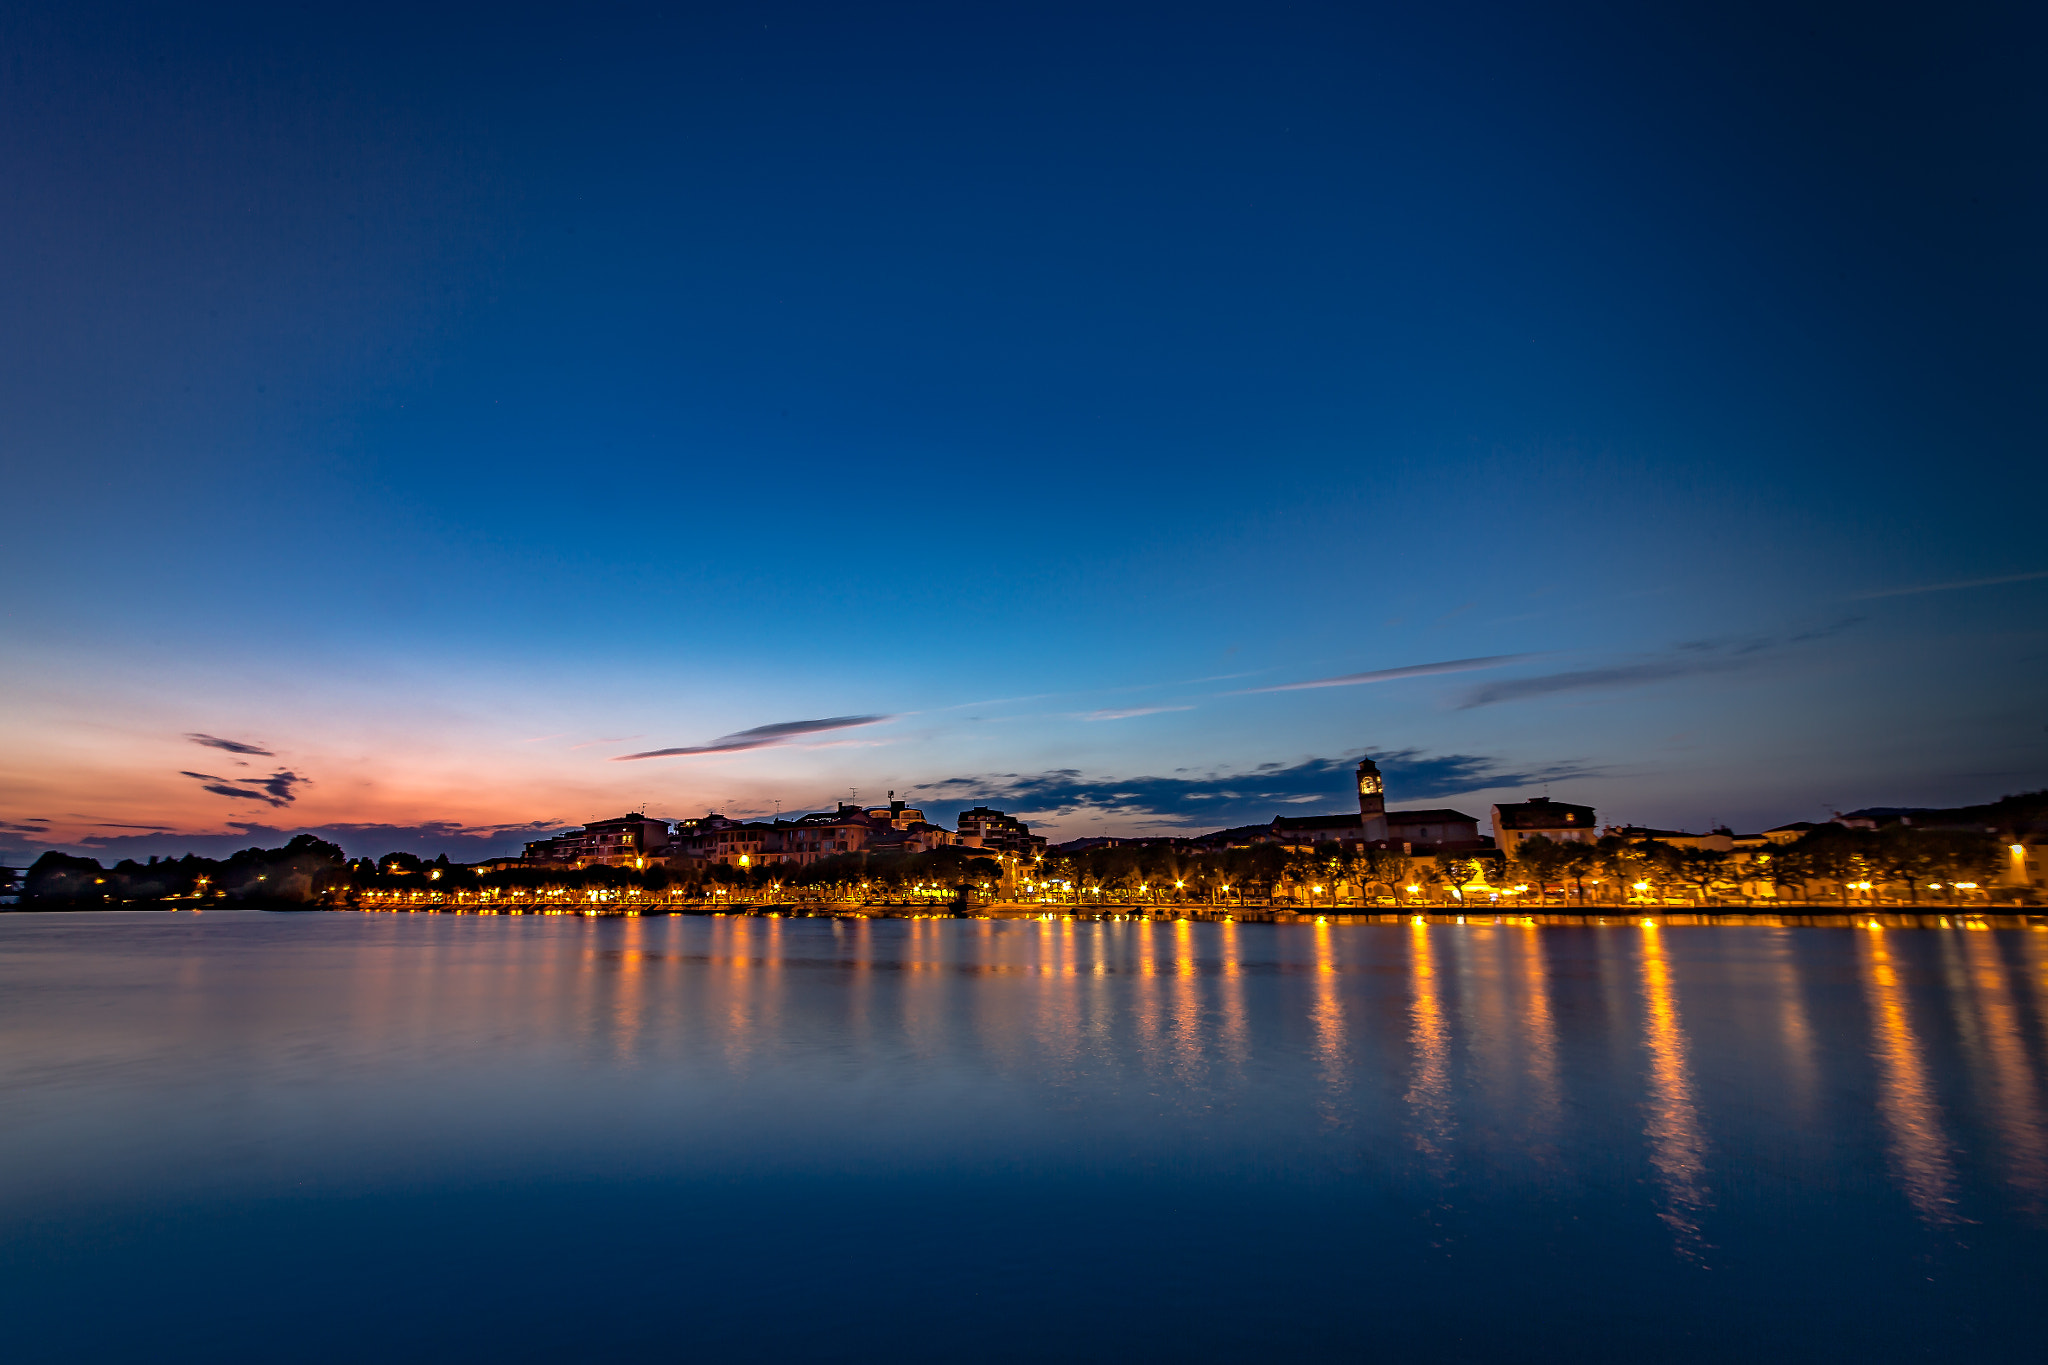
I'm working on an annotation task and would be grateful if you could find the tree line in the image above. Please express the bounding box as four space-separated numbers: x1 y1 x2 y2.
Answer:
1038 823 2013 907
13 816 2021 910
20 836 348 907
1502 824 2008 906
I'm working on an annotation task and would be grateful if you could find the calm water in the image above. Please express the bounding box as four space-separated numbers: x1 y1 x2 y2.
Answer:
3 913 2046 1363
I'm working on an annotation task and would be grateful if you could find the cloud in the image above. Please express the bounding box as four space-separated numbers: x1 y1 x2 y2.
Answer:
1082 706 1195 721
1458 660 1738 708
1849 569 2048 600
615 715 895 760
912 750 1597 829
1238 654 1535 693
1457 620 1861 709
180 769 309 807
0 820 52 834
185 733 274 756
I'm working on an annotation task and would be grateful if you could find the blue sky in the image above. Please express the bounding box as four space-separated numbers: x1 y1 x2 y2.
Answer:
3 0 2043 861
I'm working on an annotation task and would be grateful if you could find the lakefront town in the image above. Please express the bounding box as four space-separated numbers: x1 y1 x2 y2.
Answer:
12 755 2047 917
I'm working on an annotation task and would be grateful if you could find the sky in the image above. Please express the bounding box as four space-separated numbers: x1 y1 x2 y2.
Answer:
3 0 2043 862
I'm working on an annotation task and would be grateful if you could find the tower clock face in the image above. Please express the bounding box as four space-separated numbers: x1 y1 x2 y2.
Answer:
1359 775 1383 796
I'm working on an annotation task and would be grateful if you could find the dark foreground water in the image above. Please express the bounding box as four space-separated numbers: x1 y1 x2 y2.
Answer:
3 913 2046 1363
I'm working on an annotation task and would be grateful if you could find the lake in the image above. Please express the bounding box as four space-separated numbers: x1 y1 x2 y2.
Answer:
2 911 2044 1362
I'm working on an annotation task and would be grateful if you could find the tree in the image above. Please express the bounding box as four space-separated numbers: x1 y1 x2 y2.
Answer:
1866 826 2001 904
1436 856 1482 903
1557 843 1599 903
1783 826 1872 905
1510 836 1574 903
1592 836 1638 905
1355 845 1406 903
23 852 109 905
1665 847 1734 906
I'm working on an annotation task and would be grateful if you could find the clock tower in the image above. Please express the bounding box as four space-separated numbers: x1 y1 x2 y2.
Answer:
1356 755 1389 843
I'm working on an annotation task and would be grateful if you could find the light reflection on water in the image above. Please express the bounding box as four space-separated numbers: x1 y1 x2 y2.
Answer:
1859 925 1961 1223
1638 922 1710 1257
2 912 2047 1364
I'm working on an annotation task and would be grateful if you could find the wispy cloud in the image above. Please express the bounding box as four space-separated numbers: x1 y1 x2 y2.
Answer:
185 733 274 756
1238 654 1535 694
914 750 1596 829
1082 706 1195 721
179 770 309 807
1457 620 1861 709
615 715 895 761
1850 569 2048 600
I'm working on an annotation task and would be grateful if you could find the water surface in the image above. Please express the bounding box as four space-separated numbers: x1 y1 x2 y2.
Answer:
3 912 2045 1362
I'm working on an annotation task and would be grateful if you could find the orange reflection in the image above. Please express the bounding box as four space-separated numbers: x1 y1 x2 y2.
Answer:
1405 920 1453 1162
1462 927 1512 1110
1857 927 1958 1224
611 915 646 1065
1639 923 1711 1258
1961 930 2048 1214
1169 918 1203 1085
1769 929 1818 1121
1310 920 1348 1126
717 916 758 1073
1134 920 1162 1075
1517 924 1562 1142
1217 918 1247 1072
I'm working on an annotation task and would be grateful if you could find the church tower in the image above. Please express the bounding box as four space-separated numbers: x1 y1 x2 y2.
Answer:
1356 755 1389 843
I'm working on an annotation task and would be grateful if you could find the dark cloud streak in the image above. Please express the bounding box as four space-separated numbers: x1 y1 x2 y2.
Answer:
185 733 274 756
1458 620 1862 709
180 769 308 807
1238 654 1534 693
616 715 893 760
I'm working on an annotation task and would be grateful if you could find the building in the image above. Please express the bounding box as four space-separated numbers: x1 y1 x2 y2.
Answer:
663 798 1021 870
1386 809 1486 851
1491 797 1599 859
955 806 1047 857
1604 824 1736 852
670 814 780 868
865 793 930 829
523 814 671 868
1254 757 1487 854
1356 756 1389 842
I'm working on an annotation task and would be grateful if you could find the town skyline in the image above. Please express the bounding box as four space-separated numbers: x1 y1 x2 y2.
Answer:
8 725 2038 867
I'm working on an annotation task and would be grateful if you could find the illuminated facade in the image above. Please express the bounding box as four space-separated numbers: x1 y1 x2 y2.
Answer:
1491 797 1598 859
954 807 1048 857
665 799 1032 869
521 814 672 868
